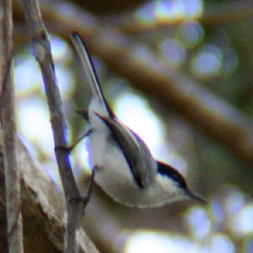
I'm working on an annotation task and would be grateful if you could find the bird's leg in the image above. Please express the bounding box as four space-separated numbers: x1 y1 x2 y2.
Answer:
55 128 92 153
82 166 97 207
68 166 97 214
69 128 92 151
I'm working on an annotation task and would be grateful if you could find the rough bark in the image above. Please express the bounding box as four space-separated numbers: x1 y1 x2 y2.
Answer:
0 137 99 253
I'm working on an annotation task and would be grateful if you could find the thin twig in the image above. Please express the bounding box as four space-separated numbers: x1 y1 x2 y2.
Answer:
0 0 24 252
20 0 90 252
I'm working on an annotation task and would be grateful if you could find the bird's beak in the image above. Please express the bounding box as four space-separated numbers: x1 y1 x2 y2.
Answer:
187 190 207 205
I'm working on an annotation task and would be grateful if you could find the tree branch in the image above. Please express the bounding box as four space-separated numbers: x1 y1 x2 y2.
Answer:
0 0 24 252
20 0 90 252
0 138 99 253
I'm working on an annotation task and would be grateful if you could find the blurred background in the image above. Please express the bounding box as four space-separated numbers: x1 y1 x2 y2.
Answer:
12 0 253 252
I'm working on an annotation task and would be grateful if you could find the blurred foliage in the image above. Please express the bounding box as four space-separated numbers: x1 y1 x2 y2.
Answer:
13 0 253 252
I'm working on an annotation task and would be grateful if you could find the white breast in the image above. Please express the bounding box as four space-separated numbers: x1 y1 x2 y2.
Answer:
88 128 186 207
87 106 187 207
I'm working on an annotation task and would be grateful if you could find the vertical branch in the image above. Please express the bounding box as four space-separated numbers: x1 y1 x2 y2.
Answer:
0 152 8 253
20 0 87 252
0 0 24 253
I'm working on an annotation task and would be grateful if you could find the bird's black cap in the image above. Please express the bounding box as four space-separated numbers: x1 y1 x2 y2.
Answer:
157 161 207 204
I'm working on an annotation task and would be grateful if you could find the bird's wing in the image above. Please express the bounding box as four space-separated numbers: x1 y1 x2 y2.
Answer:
96 113 156 188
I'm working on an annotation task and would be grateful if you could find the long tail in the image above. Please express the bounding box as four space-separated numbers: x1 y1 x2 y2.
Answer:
71 32 114 117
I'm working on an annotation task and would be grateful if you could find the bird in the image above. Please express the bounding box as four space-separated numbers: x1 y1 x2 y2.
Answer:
71 32 206 208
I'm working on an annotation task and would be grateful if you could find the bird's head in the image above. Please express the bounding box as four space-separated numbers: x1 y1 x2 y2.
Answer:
157 161 206 204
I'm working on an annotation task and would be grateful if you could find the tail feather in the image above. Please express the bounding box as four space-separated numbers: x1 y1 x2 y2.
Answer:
71 32 114 118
